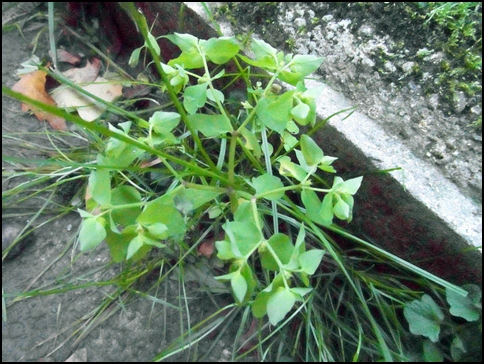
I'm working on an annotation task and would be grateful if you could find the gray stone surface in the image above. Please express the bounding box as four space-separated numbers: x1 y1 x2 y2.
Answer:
187 2 482 283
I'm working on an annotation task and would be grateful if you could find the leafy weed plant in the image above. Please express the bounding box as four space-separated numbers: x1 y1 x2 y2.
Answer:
3 3 478 361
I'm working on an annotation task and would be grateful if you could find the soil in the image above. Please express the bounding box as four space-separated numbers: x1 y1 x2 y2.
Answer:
2 2 482 362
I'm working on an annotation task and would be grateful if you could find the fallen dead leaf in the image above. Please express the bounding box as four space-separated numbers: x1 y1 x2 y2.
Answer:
11 69 67 130
198 239 215 258
62 58 101 84
56 49 81 65
51 76 123 122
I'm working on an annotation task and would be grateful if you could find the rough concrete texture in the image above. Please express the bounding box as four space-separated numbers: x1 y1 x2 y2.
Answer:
186 3 482 284
209 2 482 204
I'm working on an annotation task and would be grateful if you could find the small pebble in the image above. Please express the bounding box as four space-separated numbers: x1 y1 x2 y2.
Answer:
2 221 33 259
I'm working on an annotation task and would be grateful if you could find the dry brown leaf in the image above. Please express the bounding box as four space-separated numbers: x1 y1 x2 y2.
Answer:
51 76 123 122
56 49 81 65
198 239 215 258
11 70 67 130
62 58 101 84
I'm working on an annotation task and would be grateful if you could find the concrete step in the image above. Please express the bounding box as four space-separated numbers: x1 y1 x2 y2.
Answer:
184 3 481 285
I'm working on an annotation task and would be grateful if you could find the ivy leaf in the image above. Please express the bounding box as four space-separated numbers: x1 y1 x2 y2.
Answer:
446 284 481 322
79 217 107 251
404 294 445 342
184 84 208 114
298 249 325 275
267 288 296 325
252 173 284 201
187 113 233 137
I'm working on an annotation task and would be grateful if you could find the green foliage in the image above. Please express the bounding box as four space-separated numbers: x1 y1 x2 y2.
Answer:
404 284 482 361
4 4 481 361
74 27 357 325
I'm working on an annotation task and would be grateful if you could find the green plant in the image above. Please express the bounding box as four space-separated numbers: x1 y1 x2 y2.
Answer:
3 3 474 361
79 23 351 326
404 284 482 361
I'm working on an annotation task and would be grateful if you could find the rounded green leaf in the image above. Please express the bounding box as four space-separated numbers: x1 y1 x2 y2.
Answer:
423 340 444 362
231 271 248 303
200 37 240 64
298 249 325 275
187 113 233 137
251 38 277 59
267 233 294 265
206 88 225 104
128 46 142 67
319 193 335 225
403 294 445 342
252 173 284 201
300 134 324 166
127 235 144 260
111 185 142 227
164 33 199 53
79 217 107 252
291 102 311 125
149 111 180 133
333 197 350 220
88 169 111 206
183 84 208 114
215 240 235 260
446 284 481 321
341 176 363 195
267 288 296 325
